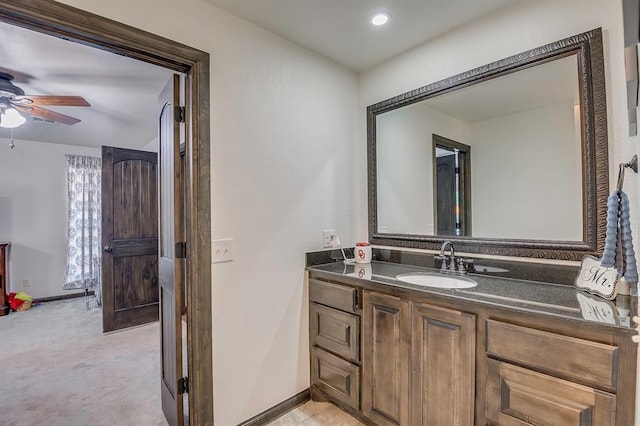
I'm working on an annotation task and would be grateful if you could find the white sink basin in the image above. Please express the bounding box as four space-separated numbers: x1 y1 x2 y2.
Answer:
396 272 477 289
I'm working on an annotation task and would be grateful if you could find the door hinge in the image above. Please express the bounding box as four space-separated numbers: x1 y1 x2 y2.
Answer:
178 377 188 394
354 290 360 310
176 242 187 258
174 106 186 123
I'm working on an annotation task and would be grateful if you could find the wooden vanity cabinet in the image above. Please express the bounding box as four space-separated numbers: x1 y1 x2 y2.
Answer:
362 291 410 426
361 291 476 426
308 272 636 425
485 319 620 426
486 360 616 426
309 278 362 411
410 301 476 425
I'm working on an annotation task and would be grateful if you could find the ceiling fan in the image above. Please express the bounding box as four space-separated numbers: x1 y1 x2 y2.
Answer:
0 72 90 128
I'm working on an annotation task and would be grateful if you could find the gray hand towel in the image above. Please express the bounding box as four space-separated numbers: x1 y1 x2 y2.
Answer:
600 190 638 284
601 192 619 266
620 192 638 282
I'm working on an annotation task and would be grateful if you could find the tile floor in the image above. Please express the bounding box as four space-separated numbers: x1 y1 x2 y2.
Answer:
267 400 364 425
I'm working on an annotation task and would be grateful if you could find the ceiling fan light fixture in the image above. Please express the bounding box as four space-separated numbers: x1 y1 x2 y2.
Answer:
0 108 26 128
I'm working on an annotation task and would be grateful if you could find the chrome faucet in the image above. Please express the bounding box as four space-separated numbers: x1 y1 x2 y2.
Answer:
438 241 457 272
436 240 470 273
440 241 455 259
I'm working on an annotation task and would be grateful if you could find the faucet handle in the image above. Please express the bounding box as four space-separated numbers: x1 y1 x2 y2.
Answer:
457 258 474 274
434 255 448 270
456 258 466 273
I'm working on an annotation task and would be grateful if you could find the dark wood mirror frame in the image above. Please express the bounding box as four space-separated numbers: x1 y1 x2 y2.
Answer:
367 28 608 261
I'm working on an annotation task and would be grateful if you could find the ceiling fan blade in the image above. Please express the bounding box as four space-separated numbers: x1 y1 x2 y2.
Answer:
12 95 90 107
15 104 81 125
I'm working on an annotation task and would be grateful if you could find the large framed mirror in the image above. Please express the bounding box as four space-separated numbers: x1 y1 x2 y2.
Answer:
367 28 608 261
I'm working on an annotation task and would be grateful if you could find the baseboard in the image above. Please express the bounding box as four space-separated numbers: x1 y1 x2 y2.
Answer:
238 388 311 426
33 291 93 303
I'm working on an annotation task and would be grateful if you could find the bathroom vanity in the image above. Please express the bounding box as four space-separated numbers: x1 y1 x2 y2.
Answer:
314 25 638 426
306 256 636 425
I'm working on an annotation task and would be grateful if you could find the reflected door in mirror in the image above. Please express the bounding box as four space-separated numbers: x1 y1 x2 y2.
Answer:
434 135 471 237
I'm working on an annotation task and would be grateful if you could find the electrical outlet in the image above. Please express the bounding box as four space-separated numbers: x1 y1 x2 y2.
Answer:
212 238 233 263
22 279 29 288
323 229 336 248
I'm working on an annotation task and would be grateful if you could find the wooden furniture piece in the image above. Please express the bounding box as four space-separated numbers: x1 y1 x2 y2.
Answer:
410 300 475 425
309 278 361 411
485 320 618 425
0 243 9 316
308 271 637 425
361 291 410 426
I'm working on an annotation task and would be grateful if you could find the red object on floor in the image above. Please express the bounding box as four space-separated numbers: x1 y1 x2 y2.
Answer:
8 292 24 311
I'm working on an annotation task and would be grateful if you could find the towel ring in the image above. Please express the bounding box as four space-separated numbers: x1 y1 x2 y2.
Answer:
616 155 638 191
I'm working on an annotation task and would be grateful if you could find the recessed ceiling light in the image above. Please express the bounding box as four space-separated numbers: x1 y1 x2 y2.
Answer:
371 12 390 26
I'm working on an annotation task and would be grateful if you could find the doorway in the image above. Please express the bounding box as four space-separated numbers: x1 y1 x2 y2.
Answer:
433 134 471 237
0 1 213 424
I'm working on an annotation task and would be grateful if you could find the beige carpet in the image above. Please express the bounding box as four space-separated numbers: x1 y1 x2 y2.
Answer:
0 298 167 426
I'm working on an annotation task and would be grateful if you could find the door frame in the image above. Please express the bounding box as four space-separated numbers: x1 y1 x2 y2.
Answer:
0 1 213 424
432 134 472 237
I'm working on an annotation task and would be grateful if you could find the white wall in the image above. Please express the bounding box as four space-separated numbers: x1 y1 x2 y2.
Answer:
141 137 158 153
470 101 582 240
377 102 469 234
45 0 640 423
359 2 640 423
55 1 359 424
0 138 100 299
357 0 639 249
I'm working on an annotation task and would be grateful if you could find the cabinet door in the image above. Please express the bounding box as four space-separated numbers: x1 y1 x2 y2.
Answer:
411 302 476 425
310 303 360 362
311 346 360 410
362 291 410 426
486 359 616 426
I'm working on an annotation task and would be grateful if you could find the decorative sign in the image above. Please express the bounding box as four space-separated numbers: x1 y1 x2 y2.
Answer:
576 292 618 325
574 256 620 300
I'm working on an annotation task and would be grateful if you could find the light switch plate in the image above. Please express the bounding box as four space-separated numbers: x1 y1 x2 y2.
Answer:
212 238 233 263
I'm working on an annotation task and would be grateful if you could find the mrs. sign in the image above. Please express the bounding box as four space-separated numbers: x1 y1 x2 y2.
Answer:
575 256 620 300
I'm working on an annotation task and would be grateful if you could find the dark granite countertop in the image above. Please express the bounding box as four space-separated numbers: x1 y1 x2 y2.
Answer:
306 259 636 331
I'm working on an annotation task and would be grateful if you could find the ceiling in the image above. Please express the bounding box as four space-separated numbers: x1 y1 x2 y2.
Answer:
0 21 174 149
0 1 524 149
206 0 522 71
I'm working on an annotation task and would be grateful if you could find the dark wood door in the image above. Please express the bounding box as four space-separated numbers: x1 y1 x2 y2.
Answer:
159 74 185 426
410 301 475 425
101 146 159 332
362 291 410 426
436 154 456 236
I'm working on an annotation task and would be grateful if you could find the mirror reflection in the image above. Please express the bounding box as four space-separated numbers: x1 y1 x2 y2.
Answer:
376 54 583 241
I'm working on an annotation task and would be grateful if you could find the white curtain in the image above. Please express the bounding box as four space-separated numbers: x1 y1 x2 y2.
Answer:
63 155 102 306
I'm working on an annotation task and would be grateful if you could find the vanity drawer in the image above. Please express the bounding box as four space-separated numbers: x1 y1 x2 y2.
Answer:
486 320 618 390
309 278 358 313
311 303 360 362
486 359 616 426
311 346 360 410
